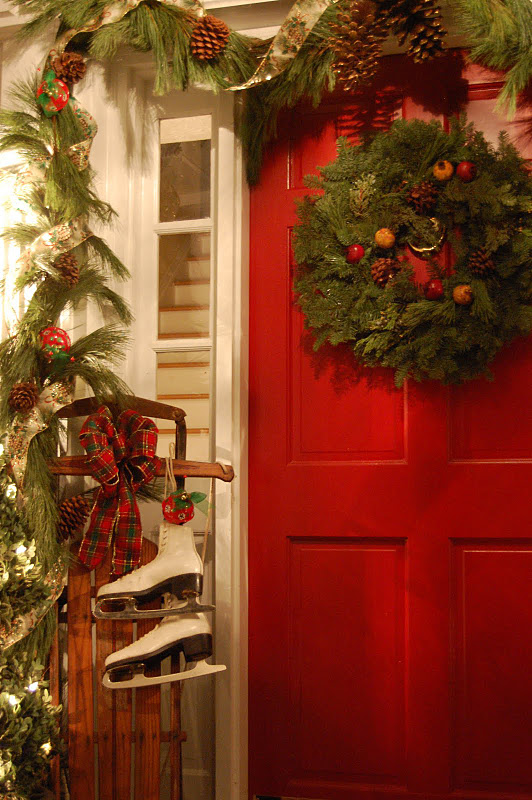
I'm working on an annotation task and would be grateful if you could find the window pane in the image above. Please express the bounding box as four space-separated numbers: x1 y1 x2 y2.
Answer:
156 350 211 463
159 117 211 222
158 232 210 339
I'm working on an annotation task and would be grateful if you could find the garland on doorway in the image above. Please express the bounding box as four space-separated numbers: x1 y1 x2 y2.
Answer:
6 0 451 183
293 117 532 386
452 0 532 115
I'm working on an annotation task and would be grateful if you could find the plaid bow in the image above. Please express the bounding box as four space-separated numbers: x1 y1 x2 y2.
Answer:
77 406 161 575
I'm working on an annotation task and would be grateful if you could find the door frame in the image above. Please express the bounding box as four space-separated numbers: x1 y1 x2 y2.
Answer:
127 78 250 799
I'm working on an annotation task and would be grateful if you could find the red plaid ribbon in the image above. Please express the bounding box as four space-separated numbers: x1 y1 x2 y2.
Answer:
77 406 161 574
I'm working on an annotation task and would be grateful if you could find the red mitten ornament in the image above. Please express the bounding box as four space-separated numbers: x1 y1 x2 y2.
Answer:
36 70 69 117
163 489 207 525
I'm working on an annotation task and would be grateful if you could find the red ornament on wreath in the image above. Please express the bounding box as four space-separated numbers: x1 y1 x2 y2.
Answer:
39 326 71 362
163 490 195 525
346 244 365 263
424 279 444 300
456 161 477 182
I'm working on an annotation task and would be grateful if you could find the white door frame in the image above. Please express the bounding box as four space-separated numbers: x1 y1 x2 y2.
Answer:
127 78 249 800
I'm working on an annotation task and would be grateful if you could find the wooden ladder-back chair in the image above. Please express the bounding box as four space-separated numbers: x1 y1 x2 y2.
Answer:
48 396 234 800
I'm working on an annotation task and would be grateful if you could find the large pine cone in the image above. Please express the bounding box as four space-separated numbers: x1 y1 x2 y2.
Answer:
331 0 389 90
190 15 231 61
468 248 495 275
8 381 39 412
54 253 80 287
371 257 401 287
58 495 91 541
407 180 438 214
51 52 87 84
380 0 446 63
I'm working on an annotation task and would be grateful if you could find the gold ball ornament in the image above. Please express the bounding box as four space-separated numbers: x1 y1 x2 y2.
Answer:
432 159 454 181
374 228 396 248
453 284 473 306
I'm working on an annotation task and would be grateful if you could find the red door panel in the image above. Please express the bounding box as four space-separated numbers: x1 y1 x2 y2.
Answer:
249 51 532 800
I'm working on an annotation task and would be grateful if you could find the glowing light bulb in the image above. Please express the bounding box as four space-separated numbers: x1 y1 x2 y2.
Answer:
8 695 18 706
6 484 17 500
15 545 26 555
27 682 39 692
0 443 4 455
41 742 52 755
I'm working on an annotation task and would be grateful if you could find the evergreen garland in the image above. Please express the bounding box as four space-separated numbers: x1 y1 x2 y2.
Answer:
0 39 132 799
0 455 56 645
0 654 62 800
4 0 453 184
452 0 532 115
293 117 532 385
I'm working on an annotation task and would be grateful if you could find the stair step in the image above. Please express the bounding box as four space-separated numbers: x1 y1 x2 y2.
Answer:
159 307 209 336
160 305 209 312
157 393 210 400
156 394 210 428
157 363 210 396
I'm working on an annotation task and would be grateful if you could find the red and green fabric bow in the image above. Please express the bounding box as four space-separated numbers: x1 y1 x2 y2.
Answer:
78 406 161 575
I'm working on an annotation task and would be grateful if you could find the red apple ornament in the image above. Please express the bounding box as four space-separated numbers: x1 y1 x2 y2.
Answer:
424 279 444 300
163 490 195 525
456 161 477 182
346 244 365 263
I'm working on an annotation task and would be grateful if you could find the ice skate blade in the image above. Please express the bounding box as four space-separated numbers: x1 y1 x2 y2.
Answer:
103 659 226 689
94 595 215 620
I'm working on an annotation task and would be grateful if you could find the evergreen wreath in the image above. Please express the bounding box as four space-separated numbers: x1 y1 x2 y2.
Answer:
293 117 532 386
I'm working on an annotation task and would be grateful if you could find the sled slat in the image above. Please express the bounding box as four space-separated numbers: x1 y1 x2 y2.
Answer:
134 540 161 800
112 602 134 800
49 606 61 800
68 562 96 800
95 550 128 800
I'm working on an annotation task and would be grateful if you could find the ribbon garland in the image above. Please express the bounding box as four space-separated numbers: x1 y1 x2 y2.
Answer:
4 98 97 334
6 380 74 487
52 0 336 90
78 406 162 575
0 562 65 650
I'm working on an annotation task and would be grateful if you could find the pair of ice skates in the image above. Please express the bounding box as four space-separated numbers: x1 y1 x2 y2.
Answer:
96 522 225 689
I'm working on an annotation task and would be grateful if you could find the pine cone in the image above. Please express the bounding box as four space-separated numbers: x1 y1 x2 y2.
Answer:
380 0 446 63
468 248 495 275
58 495 91 541
371 257 401 287
8 381 39 412
331 0 389 90
51 52 87 84
407 180 438 214
190 15 230 61
54 252 80 287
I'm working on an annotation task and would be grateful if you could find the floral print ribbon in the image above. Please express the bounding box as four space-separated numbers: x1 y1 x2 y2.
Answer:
0 562 66 649
6 381 74 486
229 0 336 89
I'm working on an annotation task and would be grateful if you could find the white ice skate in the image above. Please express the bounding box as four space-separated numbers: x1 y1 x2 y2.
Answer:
102 607 226 689
94 522 214 620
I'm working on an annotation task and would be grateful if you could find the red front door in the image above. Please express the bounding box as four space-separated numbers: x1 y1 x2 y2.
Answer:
248 52 532 800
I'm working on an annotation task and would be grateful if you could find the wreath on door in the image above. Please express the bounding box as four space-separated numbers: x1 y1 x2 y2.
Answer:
293 117 532 386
